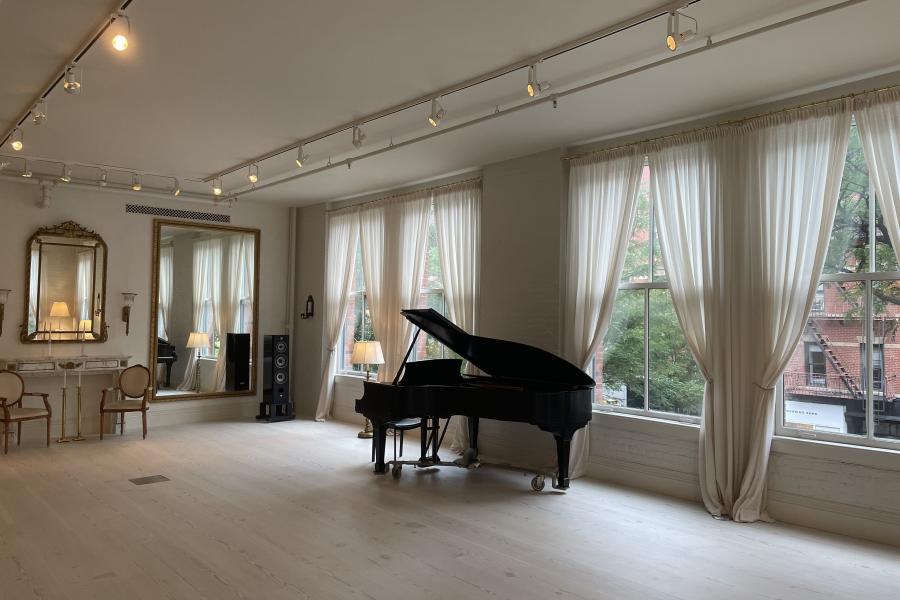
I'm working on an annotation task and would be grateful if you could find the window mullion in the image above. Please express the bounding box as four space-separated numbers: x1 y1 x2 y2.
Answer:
866 281 875 439
643 287 650 413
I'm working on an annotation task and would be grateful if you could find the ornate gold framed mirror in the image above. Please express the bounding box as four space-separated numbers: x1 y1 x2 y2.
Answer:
148 219 260 402
22 221 108 343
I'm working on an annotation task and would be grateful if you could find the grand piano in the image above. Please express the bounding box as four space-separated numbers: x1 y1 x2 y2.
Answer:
156 337 178 389
355 309 594 490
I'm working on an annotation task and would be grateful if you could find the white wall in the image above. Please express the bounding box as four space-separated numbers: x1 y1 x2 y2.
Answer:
0 178 291 437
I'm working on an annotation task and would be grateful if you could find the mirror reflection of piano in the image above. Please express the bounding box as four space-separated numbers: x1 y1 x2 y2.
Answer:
156 337 178 389
355 309 594 490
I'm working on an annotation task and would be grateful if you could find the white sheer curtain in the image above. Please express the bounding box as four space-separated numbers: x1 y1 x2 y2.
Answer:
214 235 254 392
562 149 644 478
178 238 223 392
157 245 174 340
649 102 851 521
433 180 482 451
855 89 900 256
315 210 360 420
27 248 39 333
75 251 92 322
360 192 430 382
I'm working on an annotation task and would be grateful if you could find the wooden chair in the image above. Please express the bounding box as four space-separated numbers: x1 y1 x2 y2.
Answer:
100 365 151 440
0 370 51 454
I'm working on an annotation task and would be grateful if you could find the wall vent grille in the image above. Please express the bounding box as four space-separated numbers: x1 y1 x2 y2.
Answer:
125 204 230 223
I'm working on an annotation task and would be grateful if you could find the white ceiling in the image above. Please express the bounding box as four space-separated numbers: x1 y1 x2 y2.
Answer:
1 0 899 205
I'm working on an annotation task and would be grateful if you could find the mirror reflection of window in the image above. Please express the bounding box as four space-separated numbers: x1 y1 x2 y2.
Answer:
158 245 173 341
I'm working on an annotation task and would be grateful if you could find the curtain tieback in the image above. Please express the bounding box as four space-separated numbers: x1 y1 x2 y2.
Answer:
752 381 776 392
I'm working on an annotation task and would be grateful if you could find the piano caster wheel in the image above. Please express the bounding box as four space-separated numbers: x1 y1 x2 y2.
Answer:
531 475 545 492
391 464 403 479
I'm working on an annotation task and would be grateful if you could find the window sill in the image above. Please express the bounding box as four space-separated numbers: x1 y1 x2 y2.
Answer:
592 406 700 427
771 434 900 471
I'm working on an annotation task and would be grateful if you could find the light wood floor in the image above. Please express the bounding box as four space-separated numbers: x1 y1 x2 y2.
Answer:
0 419 897 600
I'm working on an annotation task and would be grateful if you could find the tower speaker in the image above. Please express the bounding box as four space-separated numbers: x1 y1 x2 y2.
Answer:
225 333 250 391
258 334 294 422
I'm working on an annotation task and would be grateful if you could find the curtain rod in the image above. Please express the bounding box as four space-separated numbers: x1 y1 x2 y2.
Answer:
563 82 900 162
326 176 482 214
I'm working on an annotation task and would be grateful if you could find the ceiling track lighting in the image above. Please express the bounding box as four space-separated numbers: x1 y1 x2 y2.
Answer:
248 163 259 184
10 129 23 151
63 65 82 94
21 160 32 178
212 177 223 196
526 63 550 98
32 99 47 126
352 125 365 149
295 144 310 168
132 174 142 191
60 165 72 183
111 12 130 52
173 178 181 196
666 9 697 52
428 97 445 127
99 169 108 187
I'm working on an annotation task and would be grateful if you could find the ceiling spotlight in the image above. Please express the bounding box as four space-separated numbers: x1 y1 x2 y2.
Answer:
173 178 181 196
10 129 23 151
132 174 142 191
526 63 550 98
352 125 365 149
32 99 47 125
21 161 32 178
63 65 82 94
60 165 72 183
212 177 223 196
99 170 108 187
666 10 697 52
248 163 259 184
428 97 445 127
295 144 310 168
111 12 130 52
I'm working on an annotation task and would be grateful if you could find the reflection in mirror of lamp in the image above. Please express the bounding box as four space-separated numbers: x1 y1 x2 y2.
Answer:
150 220 260 402
22 221 108 343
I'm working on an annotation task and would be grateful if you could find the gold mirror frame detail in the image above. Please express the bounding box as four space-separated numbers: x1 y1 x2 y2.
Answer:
21 220 109 343
148 219 261 403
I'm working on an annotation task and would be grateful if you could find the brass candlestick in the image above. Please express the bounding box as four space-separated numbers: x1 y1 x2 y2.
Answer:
57 386 71 443
72 386 85 441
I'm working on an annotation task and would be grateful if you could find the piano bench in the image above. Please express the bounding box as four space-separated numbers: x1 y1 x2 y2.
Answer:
370 418 424 463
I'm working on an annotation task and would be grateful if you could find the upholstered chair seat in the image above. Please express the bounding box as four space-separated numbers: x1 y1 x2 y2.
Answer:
7 407 50 420
100 365 151 440
0 370 51 454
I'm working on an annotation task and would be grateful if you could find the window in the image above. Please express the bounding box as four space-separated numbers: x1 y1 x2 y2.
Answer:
594 164 705 421
338 203 449 374
780 122 900 446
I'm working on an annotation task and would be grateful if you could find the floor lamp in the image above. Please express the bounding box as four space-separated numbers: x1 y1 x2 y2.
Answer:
186 332 210 393
351 340 384 439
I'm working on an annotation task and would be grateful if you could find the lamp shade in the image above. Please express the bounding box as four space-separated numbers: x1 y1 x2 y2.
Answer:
50 301 70 318
79 319 93 332
351 340 384 366
186 331 210 349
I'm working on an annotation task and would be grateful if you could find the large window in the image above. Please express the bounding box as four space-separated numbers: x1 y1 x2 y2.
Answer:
593 164 705 421
780 123 900 446
339 204 449 374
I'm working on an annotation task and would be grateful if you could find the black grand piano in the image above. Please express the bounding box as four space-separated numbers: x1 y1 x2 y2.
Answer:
156 337 178 389
355 308 594 490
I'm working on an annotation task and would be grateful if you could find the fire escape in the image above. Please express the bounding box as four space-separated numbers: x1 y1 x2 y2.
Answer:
806 318 864 399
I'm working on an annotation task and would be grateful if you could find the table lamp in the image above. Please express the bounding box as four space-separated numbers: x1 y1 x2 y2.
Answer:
351 340 384 438
186 331 210 392
49 301 70 345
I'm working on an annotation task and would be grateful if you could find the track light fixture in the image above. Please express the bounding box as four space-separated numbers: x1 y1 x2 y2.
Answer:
352 125 365 149
131 174 142 191
212 177 223 196
173 178 181 196
63 65 82 94
10 129 23 151
666 9 697 52
248 163 259 184
526 63 550 98
428 97 445 127
32 99 47 125
21 161 32 178
295 144 310 168
60 165 72 183
111 12 130 52
99 170 108 187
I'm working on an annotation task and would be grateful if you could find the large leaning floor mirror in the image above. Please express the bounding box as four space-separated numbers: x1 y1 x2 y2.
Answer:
149 220 260 401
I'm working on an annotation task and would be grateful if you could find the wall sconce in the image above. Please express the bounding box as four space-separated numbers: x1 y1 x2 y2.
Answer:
300 295 314 319
0 289 10 336
121 292 137 335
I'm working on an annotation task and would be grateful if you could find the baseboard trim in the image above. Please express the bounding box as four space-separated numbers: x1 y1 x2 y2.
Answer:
586 455 701 502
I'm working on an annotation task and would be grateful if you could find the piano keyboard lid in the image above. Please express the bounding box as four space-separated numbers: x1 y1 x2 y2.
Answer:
401 309 595 388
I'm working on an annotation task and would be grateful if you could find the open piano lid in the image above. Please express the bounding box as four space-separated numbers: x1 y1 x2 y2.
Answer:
401 308 595 388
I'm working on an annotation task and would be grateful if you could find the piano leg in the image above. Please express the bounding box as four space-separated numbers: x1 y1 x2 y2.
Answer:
165 362 173 388
372 423 388 474
462 416 480 466
554 435 572 489
419 419 428 464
